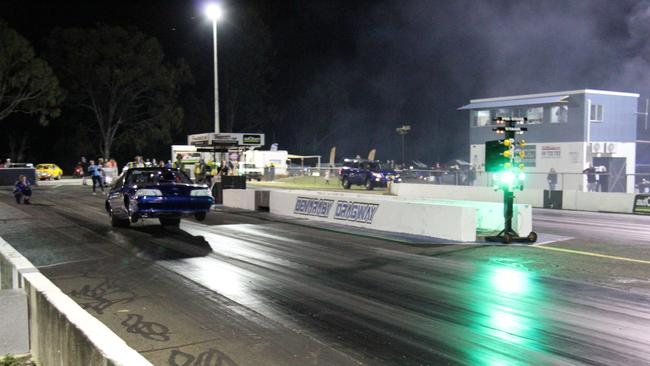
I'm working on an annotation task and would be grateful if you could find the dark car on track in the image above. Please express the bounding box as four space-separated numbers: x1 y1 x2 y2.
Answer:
339 158 401 190
105 167 214 227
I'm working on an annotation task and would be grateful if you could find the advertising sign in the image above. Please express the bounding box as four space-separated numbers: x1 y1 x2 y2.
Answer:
541 145 561 159
293 197 379 224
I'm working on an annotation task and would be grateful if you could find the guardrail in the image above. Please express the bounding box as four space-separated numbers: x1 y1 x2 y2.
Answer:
0 236 152 366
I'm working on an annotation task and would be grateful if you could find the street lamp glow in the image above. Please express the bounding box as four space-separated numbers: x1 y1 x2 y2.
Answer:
205 3 223 21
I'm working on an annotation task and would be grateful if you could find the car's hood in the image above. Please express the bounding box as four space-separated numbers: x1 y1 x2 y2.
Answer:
373 169 398 175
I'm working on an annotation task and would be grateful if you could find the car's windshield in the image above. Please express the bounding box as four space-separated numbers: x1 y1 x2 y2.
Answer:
127 169 191 185
368 162 383 171
37 165 50 169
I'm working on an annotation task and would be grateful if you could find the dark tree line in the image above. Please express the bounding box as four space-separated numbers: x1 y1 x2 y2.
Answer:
1 10 277 168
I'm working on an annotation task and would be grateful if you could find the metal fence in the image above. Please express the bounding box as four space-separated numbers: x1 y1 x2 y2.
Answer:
254 167 650 193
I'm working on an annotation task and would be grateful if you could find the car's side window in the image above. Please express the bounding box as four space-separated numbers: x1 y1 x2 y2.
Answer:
112 174 125 190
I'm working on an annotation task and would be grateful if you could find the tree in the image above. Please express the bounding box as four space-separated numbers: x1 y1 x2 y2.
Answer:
44 24 190 159
0 20 63 124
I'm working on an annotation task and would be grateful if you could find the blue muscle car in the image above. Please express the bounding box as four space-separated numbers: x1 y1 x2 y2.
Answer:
105 167 213 227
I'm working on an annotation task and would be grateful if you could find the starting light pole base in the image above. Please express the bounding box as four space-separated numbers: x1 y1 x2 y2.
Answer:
486 230 537 244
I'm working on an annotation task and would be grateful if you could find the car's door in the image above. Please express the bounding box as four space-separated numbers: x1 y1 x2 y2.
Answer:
107 173 128 218
349 162 362 184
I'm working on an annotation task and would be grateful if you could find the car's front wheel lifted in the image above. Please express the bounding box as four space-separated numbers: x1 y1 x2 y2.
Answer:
159 218 181 227
527 231 538 243
342 178 351 189
194 212 207 221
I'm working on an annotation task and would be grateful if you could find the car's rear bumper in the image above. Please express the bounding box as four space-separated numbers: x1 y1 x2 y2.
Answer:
133 196 213 218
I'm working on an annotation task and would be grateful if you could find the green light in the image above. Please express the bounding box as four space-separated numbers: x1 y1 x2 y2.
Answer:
501 171 514 184
517 172 525 181
491 267 528 294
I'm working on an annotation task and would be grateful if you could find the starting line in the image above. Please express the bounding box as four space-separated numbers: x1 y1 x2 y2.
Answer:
533 245 650 265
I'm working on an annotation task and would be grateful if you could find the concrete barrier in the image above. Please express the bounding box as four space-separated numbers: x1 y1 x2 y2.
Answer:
223 189 257 210
563 191 635 213
0 289 28 355
0 237 152 366
270 190 477 241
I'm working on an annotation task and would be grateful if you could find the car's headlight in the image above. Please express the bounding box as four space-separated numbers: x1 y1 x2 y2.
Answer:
135 189 162 197
191 188 212 197
372 172 382 178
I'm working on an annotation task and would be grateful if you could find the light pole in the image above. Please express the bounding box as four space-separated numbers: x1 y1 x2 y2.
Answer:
396 125 411 166
205 3 223 134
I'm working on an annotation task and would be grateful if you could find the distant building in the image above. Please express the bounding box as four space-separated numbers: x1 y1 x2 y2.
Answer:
459 89 639 192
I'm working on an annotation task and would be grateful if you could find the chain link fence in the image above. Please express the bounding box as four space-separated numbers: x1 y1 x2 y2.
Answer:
253 166 650 193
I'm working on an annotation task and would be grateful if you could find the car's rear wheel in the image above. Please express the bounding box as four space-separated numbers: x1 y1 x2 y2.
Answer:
55 174 61 180
194 212 207 221
159 218 181 227
342 177 351 189
365 179 374 191
111 213 130 228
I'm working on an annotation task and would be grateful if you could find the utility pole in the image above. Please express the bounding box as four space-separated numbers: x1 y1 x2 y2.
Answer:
396 125 411 166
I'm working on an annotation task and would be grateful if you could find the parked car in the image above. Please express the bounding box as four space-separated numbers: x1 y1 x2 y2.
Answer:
105 167 213 227
36 164 63 180
239 163 262 181
339 158 401 190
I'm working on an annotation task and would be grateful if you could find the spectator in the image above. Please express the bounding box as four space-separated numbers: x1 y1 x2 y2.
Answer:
158 159 166 168
13 175 32 204
583 163 597 192
324 166 331 185
165 160 173 169
194 159 207 183
596 165 608 192
468 164 477 186
80 156 89 186
3 158 11 168
218 160 229 176
547 168 558 191
173 154 184 170
88 160 104 195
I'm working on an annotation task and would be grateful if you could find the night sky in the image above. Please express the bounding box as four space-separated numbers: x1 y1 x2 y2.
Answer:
3 0 650 167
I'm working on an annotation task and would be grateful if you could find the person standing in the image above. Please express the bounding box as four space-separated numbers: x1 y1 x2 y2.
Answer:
583 163 597 192
547 168 558 191
597 165 608 192
13 175 32 204
173 154 184 171
80 156 89 186
88 160 104 195
324 166 331 185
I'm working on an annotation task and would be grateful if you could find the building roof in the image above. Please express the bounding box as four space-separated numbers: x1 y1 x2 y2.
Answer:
458 95 569 110
459 89 639 110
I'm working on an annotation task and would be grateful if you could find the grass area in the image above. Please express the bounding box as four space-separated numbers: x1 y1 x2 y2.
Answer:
0 355 33 366
250 175 388 194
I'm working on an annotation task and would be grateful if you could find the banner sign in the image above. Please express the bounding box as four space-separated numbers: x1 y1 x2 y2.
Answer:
334 201 379 224
633 194 650 215
294 197 334 217
293 197 379 224
541 145 561 159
